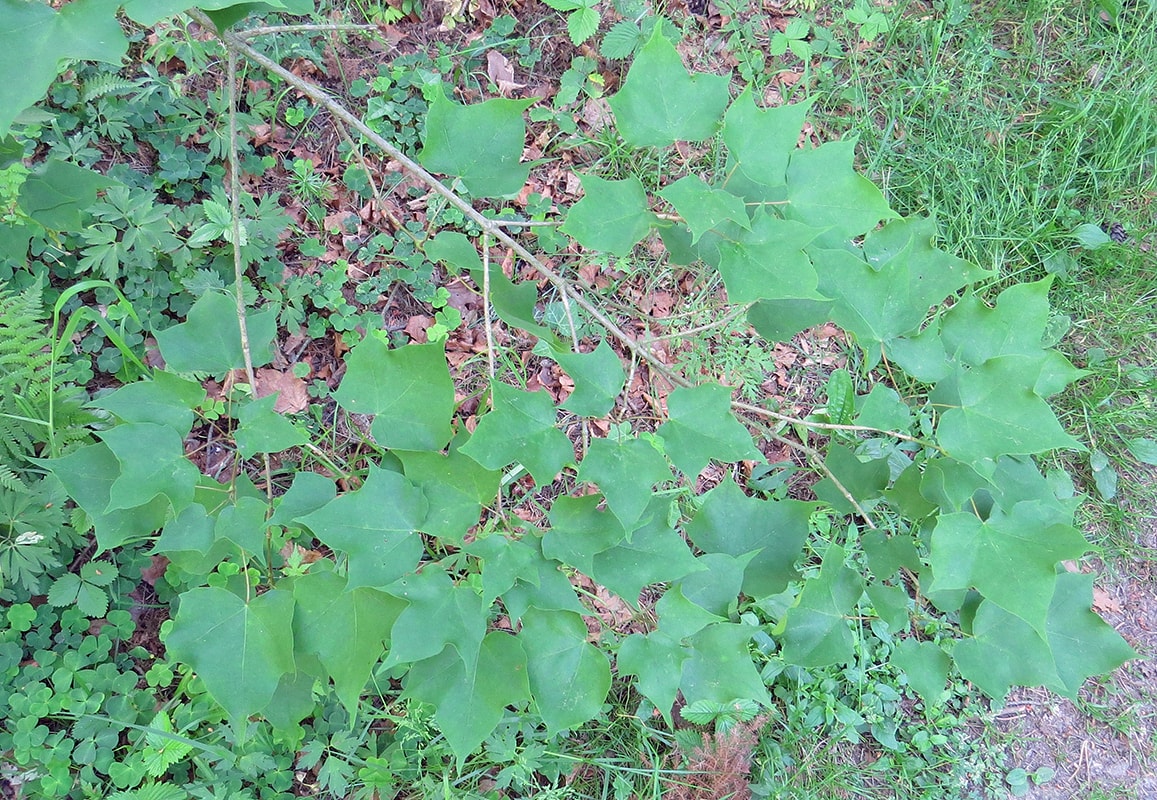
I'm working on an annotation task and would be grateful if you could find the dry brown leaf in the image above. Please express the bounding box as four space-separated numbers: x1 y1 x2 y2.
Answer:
1092 586 1122 614
486 50 524 96
255 368 310 414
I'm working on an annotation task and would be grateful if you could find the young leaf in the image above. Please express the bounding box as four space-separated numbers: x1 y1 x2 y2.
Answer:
458 383 574 485
560 174 655 257
404 631 530 764
295 466 428 590
781 545 863 667
519 608 611 733
607 28 730 147
659 175 750 244
567 5 600 45
656 384 760 478
601 20 642 59
418 91 534 198
928 501 1088 636
154 291 276 374
164 587 296 726
785 140 899 241
684 477 815 597
333 338 455 451
551 340 627 418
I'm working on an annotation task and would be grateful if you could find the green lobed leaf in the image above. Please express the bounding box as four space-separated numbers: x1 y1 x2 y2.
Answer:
397 444 500 544
164 587 296 726
680 623 772 707
893 640 950 705
519 608 611 734
928 501 1088 635
552 340 627 417
405 631 530 763
854 385 913 432
37 443 168 552
616 631 688 726
685 477 815 597
213 496 269 557
589 503 703 605
747 297 833 342
781 545 863 667
0 0 129 136
812 444 890 515
19 159 117 230
295 466 427 590
88 372 204 436
560 174 655 257
716 212 826 303
659 175 750 244
1045 572 1136 698
474 532 587 620
723 90 816 189
100 423 200 514
939 278 1057 365
785 140 899 242
268 471 336 529
458 383 574 485
333 338 455 452
235 393 308 458
578 433 672 530
154 291 276 374
656 384 760 477
418 90 534 198
383 567 488 670
953 600 1061 700
292 570 404 716
607 28 730 147
542 494 628 575
677 552 753 617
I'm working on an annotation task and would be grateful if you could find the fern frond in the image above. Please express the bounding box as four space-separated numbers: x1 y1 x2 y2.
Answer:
0 283 56 467
0 463 27 492
81 73 142 104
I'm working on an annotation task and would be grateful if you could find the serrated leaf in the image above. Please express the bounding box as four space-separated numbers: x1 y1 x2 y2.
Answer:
578 434 672 530
100 423 200 514
397 444 499 544
80 560 117 587
296 466 427 590
560 174 654 256
405 631 529 763
659 175 750 245
384 567 487 669
88 371 204 435
933 356 1084 467
165 587 295 726
292 571 404 716
685 477 815 597
928 501 1088 635
418 90 533 197
785 140 899 241
656 384 760 477
607 28 730 147
781 545 863 667
600 20 641 59
680 623 772 706
47 573 82 607
76 583 109 618
567 5 600 44
716 212 825 303
723 89 816 189
458 383 574 485
154 291 276 374
590 505 703 604
893 640 950 705
520 608 611 733
0 0 128 136
235 393 308 458
333 338 454 452
552 340 627 417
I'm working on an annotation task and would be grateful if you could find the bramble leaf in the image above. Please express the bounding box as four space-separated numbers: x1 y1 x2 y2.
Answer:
459 384 574 485
419 91 533 197
333 338 455 452
608 28 730 147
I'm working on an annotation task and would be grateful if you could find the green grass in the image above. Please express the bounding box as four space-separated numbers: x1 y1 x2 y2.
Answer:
807 0 1157 556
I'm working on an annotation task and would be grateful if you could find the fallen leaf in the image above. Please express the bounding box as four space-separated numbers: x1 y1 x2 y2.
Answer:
255 368 310 414
486 50 524 96
1092 586 1122 614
